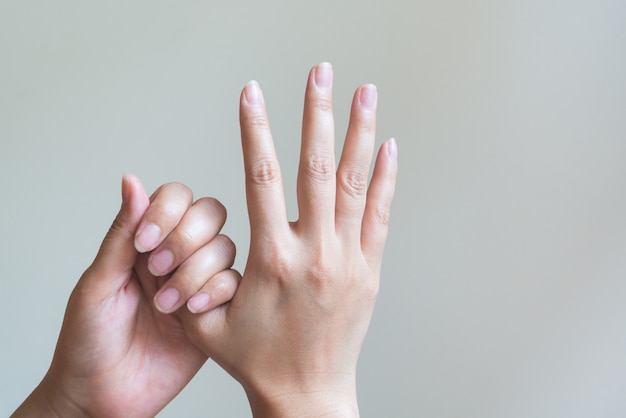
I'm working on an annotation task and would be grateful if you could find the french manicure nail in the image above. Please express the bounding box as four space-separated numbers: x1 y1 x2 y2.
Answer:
188 293 211 313
244 80 264 105
155 287 181 313
150 249 174 276
314 62 333 89
135 223 161 253
360 84 378 111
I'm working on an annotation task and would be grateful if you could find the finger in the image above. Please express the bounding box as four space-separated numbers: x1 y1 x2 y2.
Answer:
361 139 398 266
147 197 227 276
240 80 289 238
335 84 378 238
187 269 242 314
87 174 150 292
153 234 236 313
134 182 193 253
296 62 336 233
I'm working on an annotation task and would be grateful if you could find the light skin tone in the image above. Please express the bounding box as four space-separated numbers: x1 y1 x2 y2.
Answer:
181 62 398 417
12 176 240 418
13 62 397 417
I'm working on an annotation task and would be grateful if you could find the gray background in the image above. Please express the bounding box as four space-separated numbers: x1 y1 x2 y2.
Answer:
2 0 626 417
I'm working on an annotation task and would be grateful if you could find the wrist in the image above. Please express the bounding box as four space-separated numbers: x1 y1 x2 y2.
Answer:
243 373 359 418
12 374 86 418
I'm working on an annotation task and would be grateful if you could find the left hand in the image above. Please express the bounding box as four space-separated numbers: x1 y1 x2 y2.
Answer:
13 175 240 418
180 63 398 417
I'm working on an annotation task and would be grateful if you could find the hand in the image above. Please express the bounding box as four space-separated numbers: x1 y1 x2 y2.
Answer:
181 63 398 417
13 176 239 418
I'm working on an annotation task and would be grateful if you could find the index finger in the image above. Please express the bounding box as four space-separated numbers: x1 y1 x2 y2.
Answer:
240 81 289 239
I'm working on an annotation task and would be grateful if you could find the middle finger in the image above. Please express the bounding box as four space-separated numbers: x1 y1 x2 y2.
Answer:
296 62 337 234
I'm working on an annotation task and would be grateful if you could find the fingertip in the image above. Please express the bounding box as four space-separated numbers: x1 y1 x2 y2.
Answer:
121 173 150 216
86 175 150 291
387 138 398 161
134 222 161 254
187 292 211 314
358 84 378 111
154 287 181 314
121 174 133 204
243 80 264 106
313 62 333 89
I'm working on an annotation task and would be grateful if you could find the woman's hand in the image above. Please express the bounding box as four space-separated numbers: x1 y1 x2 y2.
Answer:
14 176 239 418
181 63 398 417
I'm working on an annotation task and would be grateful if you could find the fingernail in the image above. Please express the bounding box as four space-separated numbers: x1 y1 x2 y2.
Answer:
155 287 180 313
388 138 398 160
359 84 378 111
314 62 333 89
188 293 211 313
121 174 131 204
135 223 161 253
244 80 264 105
149 249 174 276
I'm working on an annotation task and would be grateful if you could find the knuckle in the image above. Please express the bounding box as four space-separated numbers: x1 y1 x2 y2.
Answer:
338 169 368 198
370 205 391 225
307 263 332 294
305 246 336 294
304 153 334 182
160 202 179 219
257 240 293 280
249 157 281 187
165 182 193 200
178 227 196 250
309 95 333 113
109 214 129 236
198 197 227 221
241 112 270 129
152 183 193 220
212 271 238 300
214 234 236 260
362 280 380 304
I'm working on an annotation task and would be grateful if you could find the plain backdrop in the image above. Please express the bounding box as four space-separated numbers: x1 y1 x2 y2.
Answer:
2 0 626 417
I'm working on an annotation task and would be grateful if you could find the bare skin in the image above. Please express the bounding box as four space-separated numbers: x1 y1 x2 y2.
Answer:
13 176 239 418
181 63 398 417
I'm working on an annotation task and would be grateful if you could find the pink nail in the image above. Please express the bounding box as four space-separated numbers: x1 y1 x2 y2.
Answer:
188 293 211 313
150 249 174 276
314 62 333 89
388 138 398 160
135 223 161 253
244 80 264 105
155 288 180 313
359 84 378 111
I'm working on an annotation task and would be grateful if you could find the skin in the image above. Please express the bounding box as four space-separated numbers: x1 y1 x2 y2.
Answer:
12 176 240 418
181 62 398 417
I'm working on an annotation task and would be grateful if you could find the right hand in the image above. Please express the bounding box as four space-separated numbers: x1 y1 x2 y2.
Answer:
13 176 240 418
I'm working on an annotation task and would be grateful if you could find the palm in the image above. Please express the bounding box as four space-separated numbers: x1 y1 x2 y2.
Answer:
51 254 207 417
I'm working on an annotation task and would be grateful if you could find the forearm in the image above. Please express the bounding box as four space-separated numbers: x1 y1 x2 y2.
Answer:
12 374 88 418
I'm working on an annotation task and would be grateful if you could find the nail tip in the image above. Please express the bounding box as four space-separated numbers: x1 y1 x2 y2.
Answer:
388 138 398 159
314 62 333 89
244 80 263 105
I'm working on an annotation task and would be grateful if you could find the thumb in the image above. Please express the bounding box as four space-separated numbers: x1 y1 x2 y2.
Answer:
85 174 150 292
